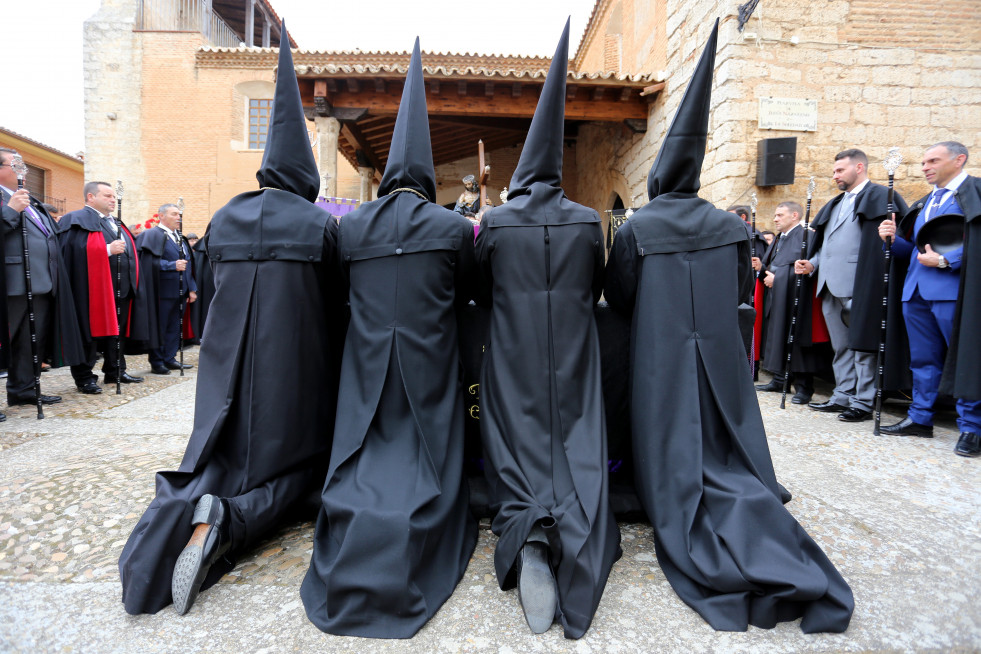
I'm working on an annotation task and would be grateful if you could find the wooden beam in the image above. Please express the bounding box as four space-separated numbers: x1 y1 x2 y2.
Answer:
512 84 522 98
593 87 606 101
458 81 467 96
339 122 385 175
313 79 330 117
301 88 650 121
640 81 666 97
566 86 578 100
429 80 440 95
484 82 494 98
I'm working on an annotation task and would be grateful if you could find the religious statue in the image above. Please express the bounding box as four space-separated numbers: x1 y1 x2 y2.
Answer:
453 174 480 216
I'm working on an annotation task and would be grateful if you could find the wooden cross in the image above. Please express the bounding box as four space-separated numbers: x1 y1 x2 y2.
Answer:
478 139 490 208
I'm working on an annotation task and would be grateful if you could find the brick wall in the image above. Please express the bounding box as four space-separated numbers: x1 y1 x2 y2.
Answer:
0 134 85 215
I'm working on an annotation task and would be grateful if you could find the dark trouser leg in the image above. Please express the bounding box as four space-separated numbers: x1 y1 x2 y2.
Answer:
150 297 181 366
71 339 99 387
101 298 131 378
5 293 51 400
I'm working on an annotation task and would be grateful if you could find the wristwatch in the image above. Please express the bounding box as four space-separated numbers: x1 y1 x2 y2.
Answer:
937 255 948 269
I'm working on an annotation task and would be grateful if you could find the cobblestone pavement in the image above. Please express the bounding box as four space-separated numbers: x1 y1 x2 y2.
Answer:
1 354 979 653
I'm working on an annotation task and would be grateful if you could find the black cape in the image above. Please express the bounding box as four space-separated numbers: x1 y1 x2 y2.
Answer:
301 192 478 638
117 190 340 614
939 175 981 401
134 226 194 350
605 208 854 633
758 223 829 376
189 231 215 343
475 189 622 638
810 183 911 390
58 208 150 349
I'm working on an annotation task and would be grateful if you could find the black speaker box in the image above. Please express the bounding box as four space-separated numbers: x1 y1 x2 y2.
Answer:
756 137 797 186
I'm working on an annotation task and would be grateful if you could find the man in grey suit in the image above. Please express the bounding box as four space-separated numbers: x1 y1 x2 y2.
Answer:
0 147 66 406
795 149 908 422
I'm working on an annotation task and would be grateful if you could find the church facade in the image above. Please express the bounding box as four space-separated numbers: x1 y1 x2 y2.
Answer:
82 0 980 237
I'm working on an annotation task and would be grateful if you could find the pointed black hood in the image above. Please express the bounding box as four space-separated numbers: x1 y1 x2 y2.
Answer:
628 19 745 255
378 38 437 202
486 19 597 228
646 18 718 200
256 20 321 202
508 18 570 195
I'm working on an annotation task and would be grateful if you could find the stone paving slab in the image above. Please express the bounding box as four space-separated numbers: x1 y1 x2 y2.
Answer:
1 358 979 652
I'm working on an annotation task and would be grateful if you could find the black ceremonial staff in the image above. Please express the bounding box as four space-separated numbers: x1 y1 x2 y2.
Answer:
10 156 43 418
780 176 816 409
114 180 124 395
750 191 759 379
873 148 902 434
176 196 186 377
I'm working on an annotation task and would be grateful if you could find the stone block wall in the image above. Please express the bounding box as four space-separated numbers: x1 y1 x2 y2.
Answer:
574 0 981 232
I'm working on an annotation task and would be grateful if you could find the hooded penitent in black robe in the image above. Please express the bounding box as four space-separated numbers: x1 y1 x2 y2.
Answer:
758 222 830 378
603 21 854 633
474 20 620 639
810 183 911 391
189 227 215 344
935 176 981 402
118 27 342 614
301 39 477 639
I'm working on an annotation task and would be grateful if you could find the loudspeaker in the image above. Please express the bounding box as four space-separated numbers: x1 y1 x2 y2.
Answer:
756 137 797 186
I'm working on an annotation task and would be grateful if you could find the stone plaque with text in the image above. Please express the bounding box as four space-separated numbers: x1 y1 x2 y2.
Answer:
758 97 818 132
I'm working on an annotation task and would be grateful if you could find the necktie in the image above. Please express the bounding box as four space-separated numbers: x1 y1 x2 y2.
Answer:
25 204 50 237
926 188 948 221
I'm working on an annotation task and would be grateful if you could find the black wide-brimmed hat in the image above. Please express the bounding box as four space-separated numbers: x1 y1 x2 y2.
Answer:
916 213 965 254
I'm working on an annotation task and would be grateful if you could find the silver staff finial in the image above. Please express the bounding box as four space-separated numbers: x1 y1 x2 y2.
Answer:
116 180 123 199
750 192 758 212
884 147 902 176
806 176 816 200
177 196 185 214
11 155 28 181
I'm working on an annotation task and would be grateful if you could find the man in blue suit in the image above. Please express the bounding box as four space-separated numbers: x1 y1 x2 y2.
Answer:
137 204 196 375
879 141 981 457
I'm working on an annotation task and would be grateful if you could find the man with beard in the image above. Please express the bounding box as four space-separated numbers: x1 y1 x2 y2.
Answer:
794 149 909 422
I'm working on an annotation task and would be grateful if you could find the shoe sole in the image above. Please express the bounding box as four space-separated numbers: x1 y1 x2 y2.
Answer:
518 542 557 634
172 496 222 615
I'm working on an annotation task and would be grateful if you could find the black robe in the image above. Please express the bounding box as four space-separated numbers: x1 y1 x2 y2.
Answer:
135 226 194 351
475 184 621 639
758 223 829 376
810 183 911 391
189 232 215 344
118 191 340 615
301 192 478 638
940 175 981 401
605 203 854 633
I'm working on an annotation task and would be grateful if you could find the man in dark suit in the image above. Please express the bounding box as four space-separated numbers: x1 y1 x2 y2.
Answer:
137 203 196 375
879 141 981 457
754 201 827 404
0 147 80 407
59 181 145 393
795 149 909 422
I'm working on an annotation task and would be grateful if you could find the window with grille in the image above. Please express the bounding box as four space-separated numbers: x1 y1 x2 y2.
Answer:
25 163 45 199
248 98 273 149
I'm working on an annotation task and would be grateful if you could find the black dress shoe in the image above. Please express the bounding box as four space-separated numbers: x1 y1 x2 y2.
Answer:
880 416 933 437
838 407 872 422
809 399 848 413
791 392 812 405
954 432 980 458
172 495 232 615
164 361 193 370
516 541 557 634
105 372 144 384
76 382 103 395
150 365 171 375
755 380 784 393
8 394 62 406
